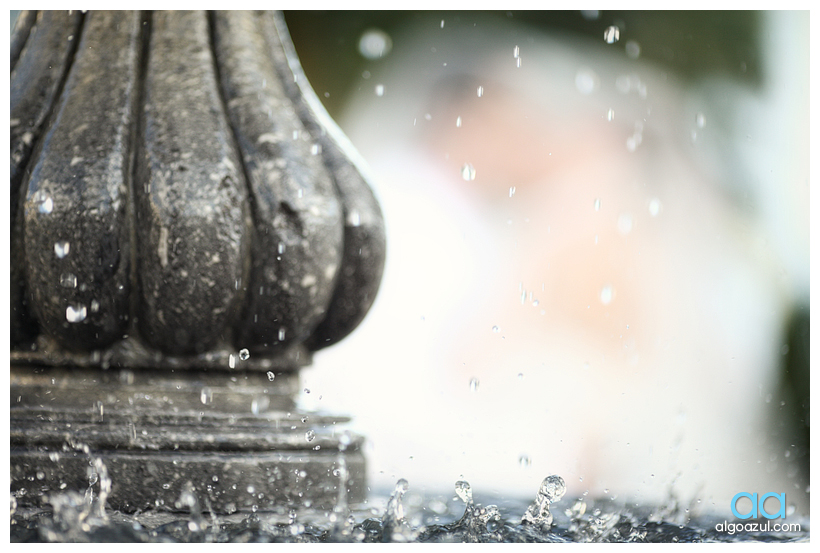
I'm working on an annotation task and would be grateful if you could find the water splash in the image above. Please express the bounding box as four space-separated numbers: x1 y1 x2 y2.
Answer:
521 475 566 530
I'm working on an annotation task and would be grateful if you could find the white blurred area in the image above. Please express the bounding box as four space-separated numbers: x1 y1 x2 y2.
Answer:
301 12 809 515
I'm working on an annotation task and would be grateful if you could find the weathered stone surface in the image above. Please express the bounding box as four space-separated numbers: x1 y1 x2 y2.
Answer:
23 11 141 351
213 11 344 354
10 365 366 513
136 11 251 355
10 10 386 369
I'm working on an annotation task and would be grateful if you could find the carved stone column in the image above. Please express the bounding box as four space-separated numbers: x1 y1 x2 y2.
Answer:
10 10 385 514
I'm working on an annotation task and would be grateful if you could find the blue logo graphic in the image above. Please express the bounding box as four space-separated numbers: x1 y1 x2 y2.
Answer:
730 492 786 520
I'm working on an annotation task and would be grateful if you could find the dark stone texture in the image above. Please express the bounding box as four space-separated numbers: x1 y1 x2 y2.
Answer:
212 11 344 354
11 10 386 370
136 11 251 355
22 11 141 351
10 365 366 513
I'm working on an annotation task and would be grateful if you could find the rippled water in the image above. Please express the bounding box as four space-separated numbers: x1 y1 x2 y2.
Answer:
10 475 809 543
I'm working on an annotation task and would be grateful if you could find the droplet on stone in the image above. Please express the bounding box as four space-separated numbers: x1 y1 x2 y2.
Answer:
305 430 316 442
59 273 77 288
66 304 87 323
200 387 213 405
278 327 287 341
54 241 70 258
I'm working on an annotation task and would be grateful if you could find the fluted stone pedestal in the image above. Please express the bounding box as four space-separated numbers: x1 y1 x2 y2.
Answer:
10 10 385 515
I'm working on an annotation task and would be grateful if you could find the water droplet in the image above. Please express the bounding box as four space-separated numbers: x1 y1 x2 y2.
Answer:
375 84 385 97
348 210 361 227
239 348 250 361
277 243 286 255
60 273 77 288
492 325 500 333
513 45 520 58
278 327 287 341
66 304 87 323
455 480 473 505
509 186 516 198
617 213 633 235
229 354 236 369
304 388 310 394
522 475 566 529
54 241 70 258
305 430 316 442
90 300 100 313
37 194 54 214
266 371 275 382
604 25 620 44
469 377 479 392
696 112 706 129
607 108 615 121
358 28 392 60
310 143 322 155
581 10 600 21
519 454 531 468
200 387 213 405
516 57 522 68
626 135 638 152
477 86 484 98
456 116 462 128
594 198 601 211
301 415 309 423
461 163 476 181
625 39 641 59
648 198 662 217
440 19 445 28
575 67 598 95
599 284 614 305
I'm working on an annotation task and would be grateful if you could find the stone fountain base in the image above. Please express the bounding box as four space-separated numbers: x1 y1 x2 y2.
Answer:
10 364 365 514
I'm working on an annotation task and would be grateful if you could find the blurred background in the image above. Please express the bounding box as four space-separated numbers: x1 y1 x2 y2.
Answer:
285 11 810 515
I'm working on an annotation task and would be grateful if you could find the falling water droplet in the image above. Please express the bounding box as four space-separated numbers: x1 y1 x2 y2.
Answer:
277 243 286 255
239 348 250 361
90 300 100 313
509 186 516 198
469 378 479 392
604 25 620 44
519 454 532 468
599 284 614 305
513 45 520 58
305 430 316 442
440 19 445 28
456 116 462 127
66 304 87 323
461 163 476 181
375 84 385 97
266 371 275 382
229 354 236 369
492 325 500 333
477 86 484 97
278 327 287 341
594 198 601 211
54 241 70 258
696 112 706 128
200 387 213 405
310 143 322 155
648 198 662 217
60 273 77 288
455 480 473 505
607 108 615 121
